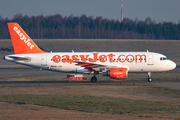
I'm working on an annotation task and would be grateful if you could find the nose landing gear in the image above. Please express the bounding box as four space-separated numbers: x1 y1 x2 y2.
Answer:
148 72 153 82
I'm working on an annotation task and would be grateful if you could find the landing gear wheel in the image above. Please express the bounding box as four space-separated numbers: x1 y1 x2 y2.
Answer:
91 77 97 83
148 78 153 82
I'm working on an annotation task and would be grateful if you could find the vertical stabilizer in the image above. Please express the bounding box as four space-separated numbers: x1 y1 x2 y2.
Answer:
7 23 46 54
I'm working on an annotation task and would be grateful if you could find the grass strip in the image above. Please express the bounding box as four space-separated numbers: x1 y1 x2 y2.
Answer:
0 94 179 119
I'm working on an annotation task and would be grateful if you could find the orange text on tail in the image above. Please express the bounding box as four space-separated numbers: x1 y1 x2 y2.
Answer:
7 23 46 54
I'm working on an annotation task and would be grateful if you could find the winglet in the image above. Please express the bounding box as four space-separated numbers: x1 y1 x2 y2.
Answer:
7 23 46 54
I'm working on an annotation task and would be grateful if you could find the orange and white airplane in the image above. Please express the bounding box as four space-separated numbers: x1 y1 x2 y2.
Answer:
4 23 176 82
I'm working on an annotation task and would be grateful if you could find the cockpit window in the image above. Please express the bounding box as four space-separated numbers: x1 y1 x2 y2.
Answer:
160 57 168 61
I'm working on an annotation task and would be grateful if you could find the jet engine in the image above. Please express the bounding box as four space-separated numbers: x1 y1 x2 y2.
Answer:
102 68 128 79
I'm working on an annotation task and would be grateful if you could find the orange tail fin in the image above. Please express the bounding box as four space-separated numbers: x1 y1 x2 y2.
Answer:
7 23 46 54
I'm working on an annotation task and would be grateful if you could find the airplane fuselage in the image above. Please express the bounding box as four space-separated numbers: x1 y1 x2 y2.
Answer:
5 52 176 73
5 23 176 82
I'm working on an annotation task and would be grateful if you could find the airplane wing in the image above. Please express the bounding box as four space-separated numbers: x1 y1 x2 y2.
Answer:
74 61 108 71
74 61 129 72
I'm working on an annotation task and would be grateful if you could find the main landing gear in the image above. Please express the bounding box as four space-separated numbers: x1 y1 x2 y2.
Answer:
91 71 99 83
148 72 153 82
91 77 97 83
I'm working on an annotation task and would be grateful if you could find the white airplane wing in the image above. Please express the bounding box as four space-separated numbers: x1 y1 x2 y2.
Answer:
74 61 129 72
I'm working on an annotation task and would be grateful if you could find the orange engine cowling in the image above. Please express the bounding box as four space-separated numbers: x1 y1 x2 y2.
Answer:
102 68 128 79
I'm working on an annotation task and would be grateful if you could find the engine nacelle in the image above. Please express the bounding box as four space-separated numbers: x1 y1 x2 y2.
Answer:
102 68 128 79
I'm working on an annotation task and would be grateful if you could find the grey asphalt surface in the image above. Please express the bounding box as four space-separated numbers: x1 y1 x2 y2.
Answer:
0 67 180 90
0 80 179 90
0 65 179 78
0 71 59 78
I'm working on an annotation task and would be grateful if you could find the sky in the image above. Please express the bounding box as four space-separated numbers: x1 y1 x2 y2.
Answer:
0 0 180 23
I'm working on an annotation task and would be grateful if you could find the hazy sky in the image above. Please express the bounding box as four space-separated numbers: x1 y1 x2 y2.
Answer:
0 0 180 23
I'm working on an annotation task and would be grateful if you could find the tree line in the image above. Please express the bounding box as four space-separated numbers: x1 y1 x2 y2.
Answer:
0 14 180 40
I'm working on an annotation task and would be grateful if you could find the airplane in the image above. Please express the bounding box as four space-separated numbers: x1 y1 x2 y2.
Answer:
4 23 176 83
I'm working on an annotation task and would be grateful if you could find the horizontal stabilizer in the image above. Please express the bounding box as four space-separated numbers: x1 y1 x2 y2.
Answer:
5 55 31 62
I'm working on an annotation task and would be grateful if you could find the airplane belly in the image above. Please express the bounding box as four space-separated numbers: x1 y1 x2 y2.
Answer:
128 65 140 72
128 63 158 72
48 63 78 72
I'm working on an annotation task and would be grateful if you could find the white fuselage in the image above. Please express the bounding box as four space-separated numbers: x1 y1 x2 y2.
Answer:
5 52 176 73
5 22 177 82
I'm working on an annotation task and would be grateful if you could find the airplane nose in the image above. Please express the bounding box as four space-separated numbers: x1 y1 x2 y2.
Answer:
172 61 176 69
169 61 176 70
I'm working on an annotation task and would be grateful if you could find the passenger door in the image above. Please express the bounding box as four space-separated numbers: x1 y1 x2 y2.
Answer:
148 54 154 65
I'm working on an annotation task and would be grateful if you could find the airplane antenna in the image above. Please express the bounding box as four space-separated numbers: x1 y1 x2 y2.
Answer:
147 50 149 52
72 50 74 53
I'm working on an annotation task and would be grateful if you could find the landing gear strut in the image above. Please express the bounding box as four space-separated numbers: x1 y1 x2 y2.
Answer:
148 72 153 82
91 71 99 83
